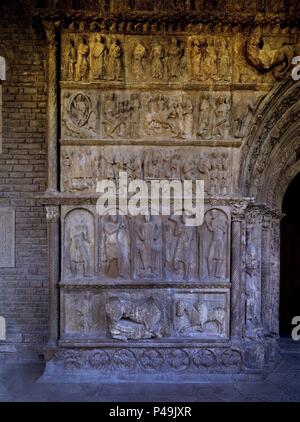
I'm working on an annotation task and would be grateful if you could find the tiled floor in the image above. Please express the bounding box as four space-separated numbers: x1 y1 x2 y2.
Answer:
0 341 299 402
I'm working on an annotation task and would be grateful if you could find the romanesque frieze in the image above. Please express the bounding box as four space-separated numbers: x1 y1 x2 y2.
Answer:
60 146 236 196
61 89 258 141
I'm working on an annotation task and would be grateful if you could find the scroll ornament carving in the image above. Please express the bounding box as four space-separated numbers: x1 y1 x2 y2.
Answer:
51 346 244 374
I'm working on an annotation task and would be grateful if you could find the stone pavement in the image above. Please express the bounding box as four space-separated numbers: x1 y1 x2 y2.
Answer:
0 340 299 402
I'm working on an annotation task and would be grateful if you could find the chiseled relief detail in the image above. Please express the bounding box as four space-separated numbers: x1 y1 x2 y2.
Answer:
200 208 230 282
60 288 229 342
126 37 186 82
100 214 131 279
189 36 232 83
61 89 264 141
60 146 235 196
62 291 107 339
62 33 124 82
174 291 229 339
62 207 96 280
62 91 98 139
106 292 168 341
61 206 230 286
165 214 198 282
133 215 163 280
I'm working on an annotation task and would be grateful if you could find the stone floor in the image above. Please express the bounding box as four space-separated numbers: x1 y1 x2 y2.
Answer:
0 340 299 402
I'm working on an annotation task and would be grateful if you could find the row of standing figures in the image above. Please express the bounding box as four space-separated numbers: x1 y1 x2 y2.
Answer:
66 211 228 282
64 35 232 82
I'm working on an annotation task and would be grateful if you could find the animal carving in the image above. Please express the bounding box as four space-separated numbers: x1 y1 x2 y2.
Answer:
176 300 226 336
245 27 294 80
106 297 162 341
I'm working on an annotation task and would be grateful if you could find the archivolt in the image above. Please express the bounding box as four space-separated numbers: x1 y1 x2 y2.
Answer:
239 78 300 209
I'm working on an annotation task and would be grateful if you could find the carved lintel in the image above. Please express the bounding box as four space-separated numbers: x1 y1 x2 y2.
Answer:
46 205 60 223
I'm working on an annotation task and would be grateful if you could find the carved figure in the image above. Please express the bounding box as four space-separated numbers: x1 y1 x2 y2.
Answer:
212 95 230 139
75 36 89 81
205 210 227 278
69 93 91 127
203 39 218 81
216 38 231 82
102 215 130 278
90 34 106 80
191 38 203 80
69 223 93 277
65 37 76 80
107 36 123 81
232 96 256 138
197 93 211 138
150 44 164 79
166 38 184 79
132 41 147 79
135 215 162 278
169 214 197 280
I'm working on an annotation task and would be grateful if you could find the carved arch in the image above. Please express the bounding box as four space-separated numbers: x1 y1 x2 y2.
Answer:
239 78 300 209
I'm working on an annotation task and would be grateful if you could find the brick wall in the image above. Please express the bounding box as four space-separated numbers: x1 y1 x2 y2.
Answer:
0 1 48 361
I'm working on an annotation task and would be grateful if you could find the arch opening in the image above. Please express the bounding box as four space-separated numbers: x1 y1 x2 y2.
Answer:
280 172 300 337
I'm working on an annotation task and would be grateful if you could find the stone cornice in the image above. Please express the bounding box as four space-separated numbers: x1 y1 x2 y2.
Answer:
36 9 300 34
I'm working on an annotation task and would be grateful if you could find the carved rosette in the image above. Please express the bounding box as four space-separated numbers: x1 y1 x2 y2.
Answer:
45 346 244 376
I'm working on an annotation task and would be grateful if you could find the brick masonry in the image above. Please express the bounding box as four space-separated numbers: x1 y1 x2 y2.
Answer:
0 1 48 362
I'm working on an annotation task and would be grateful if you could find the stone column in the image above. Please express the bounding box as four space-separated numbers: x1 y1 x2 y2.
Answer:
270 212 282 338
43 21 59 193
261 210 272 334
46 206 60 346
230 202 247 338
244 204 265 369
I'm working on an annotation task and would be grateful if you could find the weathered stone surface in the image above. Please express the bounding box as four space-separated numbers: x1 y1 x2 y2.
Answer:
1 0 300 382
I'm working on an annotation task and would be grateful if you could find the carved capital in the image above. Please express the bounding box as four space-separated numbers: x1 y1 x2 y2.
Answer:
231 200 249 222
43 20 59 47
46 206 60 223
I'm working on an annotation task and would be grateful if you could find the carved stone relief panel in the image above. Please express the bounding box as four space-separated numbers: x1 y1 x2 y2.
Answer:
61 290 107 339
62 206 96 281
188 36 232 83
61 90 99 139
0 207 15 268
59 288 229 343
199 208 230 282
231 91 265 138
125 36 187 82
173 290 229 339
61 206 231 285
62 33 124 82
60 146 237 197
61 89 254 141
106 290 171 341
